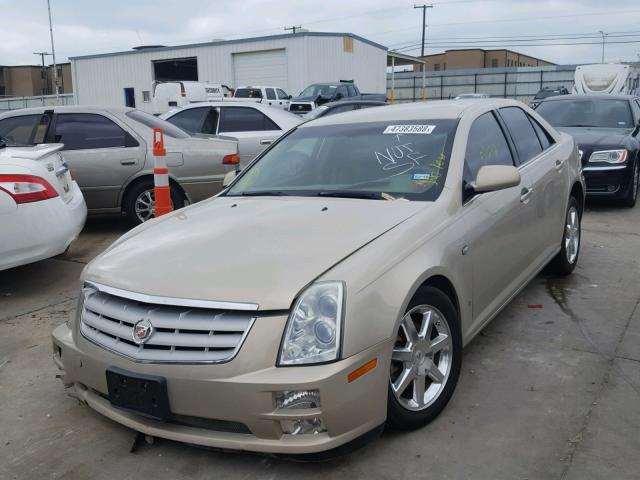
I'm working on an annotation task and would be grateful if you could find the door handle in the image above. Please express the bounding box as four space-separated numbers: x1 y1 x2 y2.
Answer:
260 139 272 145
555 159 565 171
520 187 533 203
120 159 136 166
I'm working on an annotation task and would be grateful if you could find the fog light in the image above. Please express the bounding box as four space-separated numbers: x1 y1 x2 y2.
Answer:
280 416 326 435
275 390 321 409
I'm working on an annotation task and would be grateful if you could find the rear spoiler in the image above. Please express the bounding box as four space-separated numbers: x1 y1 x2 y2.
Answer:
4 143 64 160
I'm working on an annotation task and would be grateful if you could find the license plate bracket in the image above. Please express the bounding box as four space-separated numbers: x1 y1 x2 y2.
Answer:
106 367 170 421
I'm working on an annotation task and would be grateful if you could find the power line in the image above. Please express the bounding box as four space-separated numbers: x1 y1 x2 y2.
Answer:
392 38 640 53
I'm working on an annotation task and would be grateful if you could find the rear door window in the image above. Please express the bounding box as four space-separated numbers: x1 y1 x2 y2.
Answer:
499 107 543 165
464 112 515 185
219 107 280 132
53 113 129 150
528 115 555 150
265 88 276 100
165 107 209 134
0 114 48 145
276 89 289 100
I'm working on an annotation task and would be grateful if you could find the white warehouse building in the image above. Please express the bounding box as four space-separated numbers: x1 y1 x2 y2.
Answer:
70 32 388 112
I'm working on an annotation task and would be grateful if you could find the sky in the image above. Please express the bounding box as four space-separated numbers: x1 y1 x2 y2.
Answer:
1 0 639 67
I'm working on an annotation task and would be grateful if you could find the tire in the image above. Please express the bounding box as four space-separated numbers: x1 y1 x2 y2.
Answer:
124 179 184 226
622 161 638 208
549 196 581 276
386 286 462 430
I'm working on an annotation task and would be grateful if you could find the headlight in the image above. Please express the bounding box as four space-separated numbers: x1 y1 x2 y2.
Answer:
588 149 628 164
279 282 344 366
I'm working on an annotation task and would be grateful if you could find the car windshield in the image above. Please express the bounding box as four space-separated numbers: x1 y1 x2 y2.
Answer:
536 99 634 128
125 110 190 138
300 85 337 97
227 120 458 201
235 88 263 99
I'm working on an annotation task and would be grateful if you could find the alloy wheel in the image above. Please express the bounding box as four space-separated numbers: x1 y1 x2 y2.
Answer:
564 206 580 264
390 305 452 411
134 189 155 223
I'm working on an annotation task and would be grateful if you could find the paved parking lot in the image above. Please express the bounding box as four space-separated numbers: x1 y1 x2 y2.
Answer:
1 202 639 480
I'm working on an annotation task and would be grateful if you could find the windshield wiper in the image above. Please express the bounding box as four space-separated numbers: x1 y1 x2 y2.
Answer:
561 124 599 128
236 190 290 197
317 190 385 200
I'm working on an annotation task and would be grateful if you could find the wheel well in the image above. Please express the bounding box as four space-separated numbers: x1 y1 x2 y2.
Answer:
570 182 585 216
420 275 460 319
121 175 187 212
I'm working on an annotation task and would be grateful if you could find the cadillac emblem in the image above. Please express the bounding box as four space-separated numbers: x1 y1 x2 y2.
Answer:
132 318 153 345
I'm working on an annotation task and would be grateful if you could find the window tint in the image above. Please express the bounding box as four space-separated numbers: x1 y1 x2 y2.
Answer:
631 100 640 123
266 88 276 100
54 114 130 150
336 86 348 98
529 115 555 150
276 89 289 100
499 107 542 164
0 115 47 145
165 107 209 134
464 112 514 184
347 85 357 97
125 110 189 139
234 88 263 99
201 109 219 135
219 107 279 132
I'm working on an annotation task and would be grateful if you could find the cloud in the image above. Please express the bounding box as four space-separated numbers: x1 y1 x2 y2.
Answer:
1 0 638 66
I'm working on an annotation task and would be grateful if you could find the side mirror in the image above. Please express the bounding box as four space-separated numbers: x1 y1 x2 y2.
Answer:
287 95 292 100
222 170 237 188
472 165 521 193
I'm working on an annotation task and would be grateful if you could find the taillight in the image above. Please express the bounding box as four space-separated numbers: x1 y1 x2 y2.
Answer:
180 82 186 97
0 174 59 204
223 154 240 165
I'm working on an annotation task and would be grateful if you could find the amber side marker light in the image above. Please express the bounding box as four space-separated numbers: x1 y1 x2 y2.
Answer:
347 358 378 383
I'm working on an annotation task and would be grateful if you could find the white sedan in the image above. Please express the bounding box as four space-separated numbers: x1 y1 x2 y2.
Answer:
0 141 86 271
161 102 301 163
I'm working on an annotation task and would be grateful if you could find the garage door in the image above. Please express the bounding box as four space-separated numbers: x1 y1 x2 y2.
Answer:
233 49 288 89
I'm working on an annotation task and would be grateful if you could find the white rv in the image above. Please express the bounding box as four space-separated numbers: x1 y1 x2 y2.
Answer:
573 64 640 96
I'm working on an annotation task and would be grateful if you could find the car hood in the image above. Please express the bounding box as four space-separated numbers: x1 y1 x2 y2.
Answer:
85 196 425 310
555 127 632 148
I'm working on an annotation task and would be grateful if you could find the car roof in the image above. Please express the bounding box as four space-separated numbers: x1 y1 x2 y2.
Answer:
0 105 135 117
322 100 387 108
540 94 638 102
300 98 526 127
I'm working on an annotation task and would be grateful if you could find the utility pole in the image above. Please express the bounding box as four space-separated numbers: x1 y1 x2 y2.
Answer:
414 4 433 70
46 0 59 99
33 52 52 95
599 30 608 63
284 26 302 35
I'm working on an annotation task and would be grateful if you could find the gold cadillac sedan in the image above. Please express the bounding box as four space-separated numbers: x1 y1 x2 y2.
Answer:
52 99 584 455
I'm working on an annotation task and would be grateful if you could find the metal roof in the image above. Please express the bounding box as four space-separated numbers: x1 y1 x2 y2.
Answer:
69 32 388 61
387 51 425 67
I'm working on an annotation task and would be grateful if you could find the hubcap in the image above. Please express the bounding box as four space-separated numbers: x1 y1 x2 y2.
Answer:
390 305 452 411
564 206 580 264
134 189 155 223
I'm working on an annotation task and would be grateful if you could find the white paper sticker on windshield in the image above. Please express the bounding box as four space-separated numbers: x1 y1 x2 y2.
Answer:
383 125 436 135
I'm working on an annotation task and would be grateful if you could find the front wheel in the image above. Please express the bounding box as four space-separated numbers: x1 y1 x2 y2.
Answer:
386 286 462 430
549 196 581 276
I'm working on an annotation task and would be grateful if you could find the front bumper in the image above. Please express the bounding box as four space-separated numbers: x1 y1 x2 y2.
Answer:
51 317 391 454
583 164 634 198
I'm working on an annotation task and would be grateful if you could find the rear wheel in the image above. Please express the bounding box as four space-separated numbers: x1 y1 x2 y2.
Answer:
386 286 462 430
124 179 184 226
622 161 638 208
549 196 581 276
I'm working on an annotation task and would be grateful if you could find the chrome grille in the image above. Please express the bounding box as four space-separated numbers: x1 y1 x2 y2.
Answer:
290 103 313 112
80 287 255 363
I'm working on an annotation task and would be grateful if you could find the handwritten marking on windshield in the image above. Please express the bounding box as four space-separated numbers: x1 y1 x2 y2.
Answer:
374 142 427 177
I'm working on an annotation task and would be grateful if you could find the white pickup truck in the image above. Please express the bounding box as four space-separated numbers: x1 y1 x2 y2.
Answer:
231 86 292 110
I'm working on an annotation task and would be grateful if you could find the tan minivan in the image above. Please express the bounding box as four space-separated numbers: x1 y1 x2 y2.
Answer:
52 99 584 455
